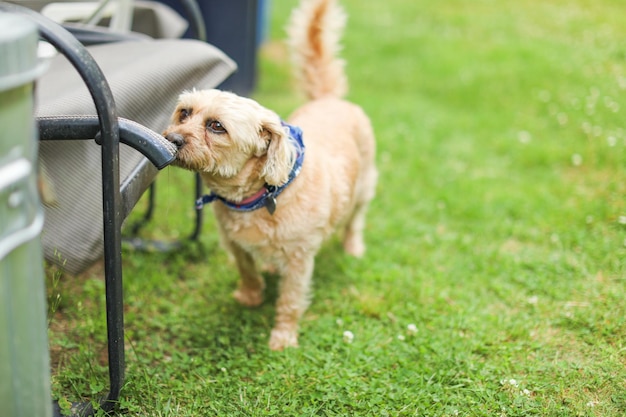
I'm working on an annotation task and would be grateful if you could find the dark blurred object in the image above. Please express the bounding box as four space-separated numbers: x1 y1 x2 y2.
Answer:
156 0 262 95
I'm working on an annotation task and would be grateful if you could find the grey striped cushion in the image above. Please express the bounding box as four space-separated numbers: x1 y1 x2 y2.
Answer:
37 39 236 274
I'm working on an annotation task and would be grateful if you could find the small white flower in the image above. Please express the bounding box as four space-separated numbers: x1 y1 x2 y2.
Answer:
586 400 598 407
618 215 626 225
336 318 344 326
571 153 583 166
527 295 539 305
500 378 519 387
343 330 354 344
518 130 532 144
521 389 531 396
407 323 418 335
607 136 617 147
220 367 227 373
397 334 406 341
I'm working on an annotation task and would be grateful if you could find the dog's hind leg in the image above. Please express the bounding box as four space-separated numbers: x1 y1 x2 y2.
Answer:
230 243 265 307
343 166 377 257
343 205 367 257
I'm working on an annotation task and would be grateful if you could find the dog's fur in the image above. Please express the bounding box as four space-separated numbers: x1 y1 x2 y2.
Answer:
163 0 377 350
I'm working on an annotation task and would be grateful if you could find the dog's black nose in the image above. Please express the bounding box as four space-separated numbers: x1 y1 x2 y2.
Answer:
166 132 185 149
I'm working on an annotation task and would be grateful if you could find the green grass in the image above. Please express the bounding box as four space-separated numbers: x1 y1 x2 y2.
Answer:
47 0 626 415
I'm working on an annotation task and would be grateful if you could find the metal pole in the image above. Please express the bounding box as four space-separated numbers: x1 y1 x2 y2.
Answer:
0 13 52 417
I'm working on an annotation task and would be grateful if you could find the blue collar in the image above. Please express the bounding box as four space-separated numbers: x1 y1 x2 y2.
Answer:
195 122 305 215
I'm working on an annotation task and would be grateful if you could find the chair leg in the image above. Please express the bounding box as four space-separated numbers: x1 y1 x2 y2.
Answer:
100 256 126 413
97 105 126 415
127 182 156 236
124 173 204 249
52 276 126 415
189 173 204 241
51 102 127 417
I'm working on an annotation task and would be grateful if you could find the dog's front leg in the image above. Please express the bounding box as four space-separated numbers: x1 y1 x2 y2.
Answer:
230 243 265 307
269 254 315 350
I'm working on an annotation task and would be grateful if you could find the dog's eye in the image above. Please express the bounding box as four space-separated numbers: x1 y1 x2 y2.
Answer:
179 108 191 122
207 120 227 134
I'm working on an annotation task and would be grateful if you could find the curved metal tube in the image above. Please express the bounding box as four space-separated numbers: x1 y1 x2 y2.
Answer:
37 115 177 170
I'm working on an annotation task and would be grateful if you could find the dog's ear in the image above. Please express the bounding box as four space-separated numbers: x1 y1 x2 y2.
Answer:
260 118 297 186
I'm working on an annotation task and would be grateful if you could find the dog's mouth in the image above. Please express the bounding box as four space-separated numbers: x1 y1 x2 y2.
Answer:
170 149 197 171
164 140 216 173
162 132 190 168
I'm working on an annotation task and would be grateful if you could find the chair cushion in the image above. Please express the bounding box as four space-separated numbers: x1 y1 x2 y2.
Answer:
37 39 235 274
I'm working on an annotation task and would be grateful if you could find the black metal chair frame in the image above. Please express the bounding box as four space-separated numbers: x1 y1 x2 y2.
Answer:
0 2 210 415
124 0 207 244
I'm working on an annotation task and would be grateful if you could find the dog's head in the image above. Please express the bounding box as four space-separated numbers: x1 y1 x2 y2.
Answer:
163 89 296 186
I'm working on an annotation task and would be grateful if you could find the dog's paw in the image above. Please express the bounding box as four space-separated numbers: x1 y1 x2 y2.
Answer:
233 288 264 307
343 235 365 258
260 263 278 275
269 328 299 351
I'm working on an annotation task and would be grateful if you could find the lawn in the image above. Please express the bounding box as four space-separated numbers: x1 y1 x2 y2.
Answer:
48 0 626 415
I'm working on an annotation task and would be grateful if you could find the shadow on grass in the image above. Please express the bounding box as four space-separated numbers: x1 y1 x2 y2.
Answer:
151 236 359 353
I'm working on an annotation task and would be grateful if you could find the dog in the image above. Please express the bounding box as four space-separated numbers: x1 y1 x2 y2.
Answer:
163 0 377 350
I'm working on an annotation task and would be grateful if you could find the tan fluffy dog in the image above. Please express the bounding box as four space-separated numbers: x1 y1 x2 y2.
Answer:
163 0 377 350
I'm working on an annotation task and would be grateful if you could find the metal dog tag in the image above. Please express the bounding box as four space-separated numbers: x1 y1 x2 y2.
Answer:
265 196 277 215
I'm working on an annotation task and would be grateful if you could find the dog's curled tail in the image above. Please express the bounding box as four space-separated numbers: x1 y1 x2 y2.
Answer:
287 0 348 100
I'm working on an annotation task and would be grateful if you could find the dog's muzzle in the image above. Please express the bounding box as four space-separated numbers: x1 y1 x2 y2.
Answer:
165 132 185 149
